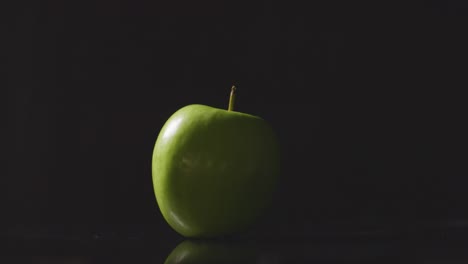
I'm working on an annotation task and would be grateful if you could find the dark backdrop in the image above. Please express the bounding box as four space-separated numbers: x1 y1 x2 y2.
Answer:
5 0 468 239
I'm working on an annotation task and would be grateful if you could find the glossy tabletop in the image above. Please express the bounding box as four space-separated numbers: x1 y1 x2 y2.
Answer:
3 222 468 263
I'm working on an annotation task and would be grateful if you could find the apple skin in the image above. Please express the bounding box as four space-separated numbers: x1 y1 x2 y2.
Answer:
152 104 280 238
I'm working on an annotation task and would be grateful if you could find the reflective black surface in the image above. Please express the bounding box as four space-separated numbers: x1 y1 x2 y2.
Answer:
3 221 468 263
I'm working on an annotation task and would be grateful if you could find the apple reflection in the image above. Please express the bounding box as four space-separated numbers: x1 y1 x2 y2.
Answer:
164 240 259 264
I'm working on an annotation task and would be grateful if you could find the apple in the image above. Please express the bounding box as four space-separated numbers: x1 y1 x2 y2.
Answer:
164 240 257 264
152 86 280 238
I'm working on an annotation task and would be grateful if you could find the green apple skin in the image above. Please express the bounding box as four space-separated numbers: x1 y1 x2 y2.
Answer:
152 104 280 238
164 240 257 264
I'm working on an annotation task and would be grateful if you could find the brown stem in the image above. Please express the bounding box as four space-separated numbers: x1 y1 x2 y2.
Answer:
228 85 236 111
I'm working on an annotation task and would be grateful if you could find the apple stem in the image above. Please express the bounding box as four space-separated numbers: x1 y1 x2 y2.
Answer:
228 85 236 111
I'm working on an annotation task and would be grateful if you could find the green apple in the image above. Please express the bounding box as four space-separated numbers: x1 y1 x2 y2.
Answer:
152 86 280 238
164 240 257 264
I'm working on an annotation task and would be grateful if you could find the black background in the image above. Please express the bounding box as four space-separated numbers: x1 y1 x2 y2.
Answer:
5 0 468 242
